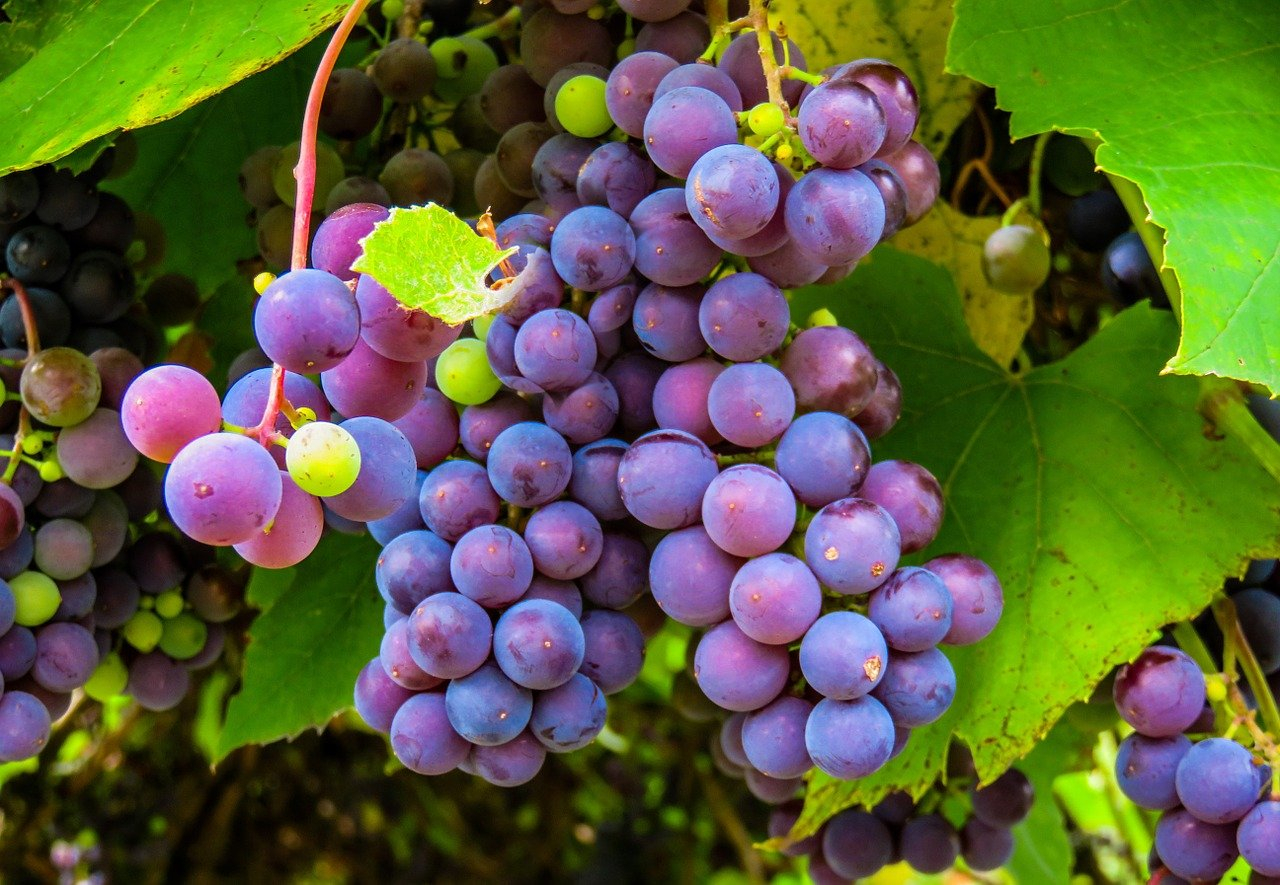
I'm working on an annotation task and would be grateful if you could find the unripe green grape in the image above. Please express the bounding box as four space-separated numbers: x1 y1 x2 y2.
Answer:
286 421 362 496
747 102 785 137
472 314 496 341
431 37 498 103
123 610 164 652
381 0 405 20
20 346 102 427
11 570 60 626
85 652 129 701
436 338 500 405
272 141 346 209
159 612 209 661
555 75 612 138
38 457 64 482
154 589 185 619
21 433 42 455
806 307 838 328
982 224 1051 292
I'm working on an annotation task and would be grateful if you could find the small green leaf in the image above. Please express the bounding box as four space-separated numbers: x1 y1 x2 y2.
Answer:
351 205 519 326
0 0 349 174
1007 721 1092 885
216 532 383 761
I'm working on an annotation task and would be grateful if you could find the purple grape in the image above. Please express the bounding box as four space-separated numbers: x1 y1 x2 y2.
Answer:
91 568 139 629
380 618 444 690
719 712 750 766
698 272 789 362
768 801 819 857
1154 807 1238 881
643 86 737 178
127 651 190 711
460 394 534 463
880 141 939 226
579 609 644 694
222 368 331 460
31 621 97 692
53 573 96 621
799 611 888 699
1238 800 1280 876
685 144 779 240
857 158 909 239
446 662 533 746
860 460 944 554
407 591 493 679
822 809 894 879
569 438 629 521
728 553 821 646
652 358 723 445
322 417 417 523
34 518 93 581
960 818 1015 872
500 248 567 324
120 364 222 463
512 308 597 392
523 501 603 580
702 464 797 558
312 202 389 280
579 531 648 609
632 282 707 362
542 371 619 444
1115 733 1190 810
368 470 428 545
494 598 586 690
804 695 894 779
390 691 470 775
784 166 885 266
797 81 887 169
707 363 794 448
549 205 635 291
617 428 718 529
630 188 721 287
576 142 655 218
741 695 813 778
605 51 679 138
587 281 639 334
653 62 743 111
746 242 826 288
254 269 360 373
497 212 554 250
0 581 13 634
868 567 953 652
530 134 597 213
0 690 51 761
837 59 920 156
804 497 900 594
487 421 572 508
471 730 547 787
320 337 428 422
355 273 461 362
872 647 955 726
519 576 584 618
163 433 283 546
419 460 501 542
899 814 960 874
634 11 707 63
531 671 607 751
744 768 802 805
649 525 740 627
450 524 534 608
693 620 790 712
1113 645 1206 737
718 32 805 106
56 409 139 491
391 388 460 471
376 529 455 612
0 624 36 680
775 412 870 508
1174 737 1263 823
971 768 1035 827
486 315 544 395
925 554 1004 645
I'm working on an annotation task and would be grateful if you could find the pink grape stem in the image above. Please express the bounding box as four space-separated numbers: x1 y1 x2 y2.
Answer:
2 277 40 357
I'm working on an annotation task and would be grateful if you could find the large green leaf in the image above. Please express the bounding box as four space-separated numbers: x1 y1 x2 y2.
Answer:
216 532 384 761
790 246 1280 833
947 0 1280 391
0 0 349 174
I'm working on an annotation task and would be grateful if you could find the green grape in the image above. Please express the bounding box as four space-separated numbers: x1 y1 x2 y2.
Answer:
285 421 362 496
158 612 209 661
154 589 185 619
85 652 129 701
436 338 500 405
982 224 1051 292
139 594 155 611
747 102 785 137
124 610 164 652
38 456 63 482
430 36 498 103
381 0 405 20
272 140 346 209
11 570 60 626
555 75 612 138
806 307 838 328
472 314 496 341
20 433 42 455
19 346 102 427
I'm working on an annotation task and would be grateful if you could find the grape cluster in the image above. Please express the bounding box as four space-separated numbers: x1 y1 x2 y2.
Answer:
1113 645 1280 882
761 757 1034 883
0 156 237 764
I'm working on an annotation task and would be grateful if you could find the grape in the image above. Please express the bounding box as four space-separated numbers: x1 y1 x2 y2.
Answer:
325 176 391 215
528 134 593 213
549 205 636 291
376 530 454 613
1068 189 1130 252
574 143 653 220
379 619 442 691
579 609 644 694
872 647 955 726
513 308 597 391
0 691 51 761
31 621 97 692
1154 807 1238 881
436 337 501 405
372 37 437 103
92 567 140 629
835 60 919 156
355 274 461 363
321 417 415 522
708 363 794 448
784 166 884 266
419 459 502 542
450 524 534 608
650 526 739 627
631 192 718 291
55 408 137 490
702 465 795 559
880 141 940 226
487 421 572 508
979 225 1050 293
121 365 222 463
445 662 533 746
867 567 953 652
744 768 801 804
519 8 613 87
238 146 282 210
634 11 709 63
523 501 603 580
62 250 136 323
127 651 190 711
727 553 819 646
126 531 186 594
20 346 102 427
53 573 95 621
899 814 960 874
684 144 779 242
222 367 331 447
631 281 707 362
0 581 13 634
163 432 283 546
0 483 25 550
1113 645 1206 737
605 51 680 138
774 412 870 509
643 86 737 179
407 591 492 679
254 269 360 374
693 620 789 712
554 74 611 138
380 148 455 206
767 802 819 857
84 651 129 700
321 337 429 421
317 67 382 139
392 388 460 472
1173 737 1263 824
5 225 71 285
579 531 648 610
12 570 60 627
914 554 1002 647
858 460 943 554
481 63 546 134
746 242 826 288
652 358 723 444
804 497 900 594
0 170 38 222
1235 587 1280 674
233 472 322 568
796 80 888 170
698 273 788 362
0 623 36 679
716 713 749 768
496 123 555 198
497 213 555 251
805 695 894 779
520 576 583 618
569 438 628 521
500 249 567 323
741 695 813 779
285 421 361 497
615 429 715 529
1238 800 1280 876
799 611 887 700
1104 230 1167 307
35 169 99 230
485 315 543 395
494 598 586 690
33 519 93 581
959 818 1015 872
459 394 533 462
718 32 806 107
471 730 547 787
390 691 470 775
542 371 618 444
654 62 743 112
530 671 607 752
0 285 70 350
1115 732 1190 810
821 809 894 879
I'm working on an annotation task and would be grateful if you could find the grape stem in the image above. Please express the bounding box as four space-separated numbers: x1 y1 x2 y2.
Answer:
704 0 729 35
1027 131 1051 218
1199 378 1280 485
747 0 788 117
1213 595 1280 738
3 408 32 484
396 0 424 39
1 276 40 357
462 5 521 43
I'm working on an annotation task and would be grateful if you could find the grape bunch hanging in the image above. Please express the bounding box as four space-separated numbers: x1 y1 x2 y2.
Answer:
121 0 1006 805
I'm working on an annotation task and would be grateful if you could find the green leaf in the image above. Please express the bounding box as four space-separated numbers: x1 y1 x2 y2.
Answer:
216 532 384 761
790 247 1280 833
947 0 1280 391
0 0 350 174
1007 721 1092 885
779 0 979 153
199 277 260 389
351 205 518 325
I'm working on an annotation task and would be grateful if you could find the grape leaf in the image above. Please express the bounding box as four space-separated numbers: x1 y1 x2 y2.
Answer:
779 0 979 153
216 532 383 761
0 0 349 174
788 247 1280 834
1006 721 1091 885
351 205 519 325
947 0 1280 392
